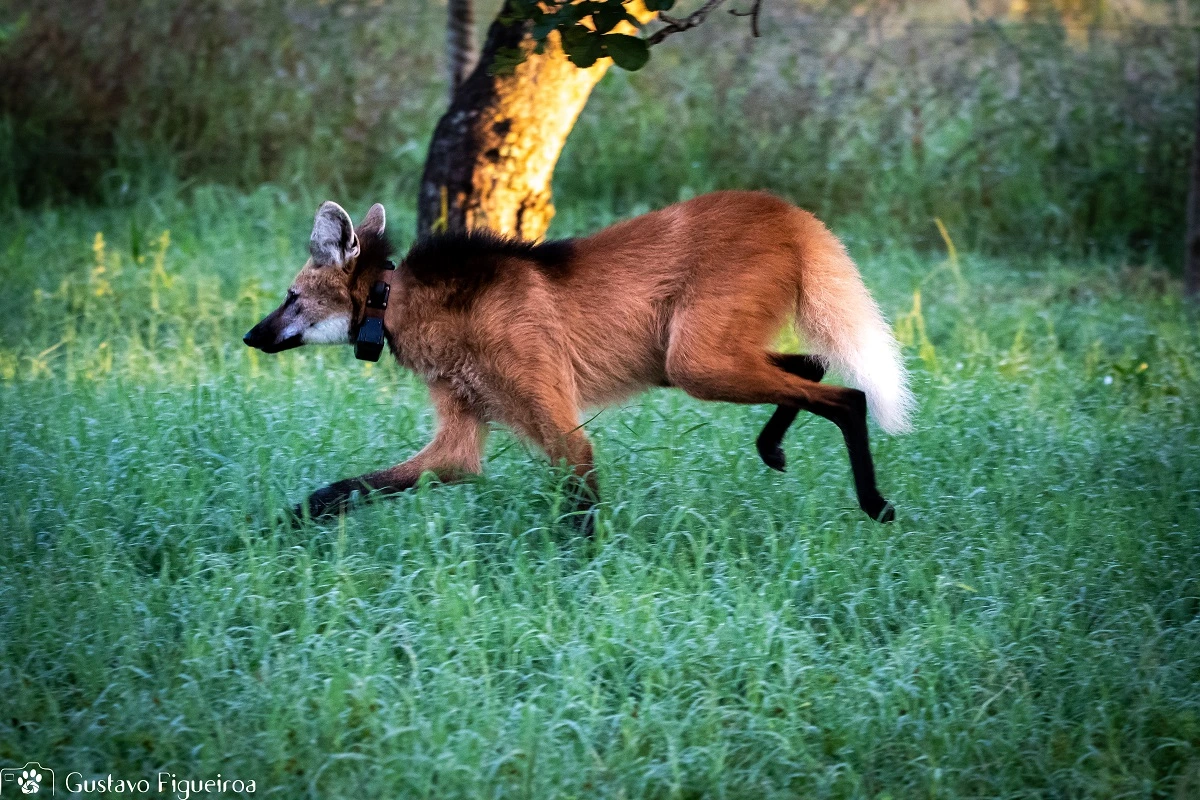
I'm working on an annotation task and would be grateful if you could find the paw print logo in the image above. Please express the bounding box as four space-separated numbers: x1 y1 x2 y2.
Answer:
16 770 39 794
1 763 53 796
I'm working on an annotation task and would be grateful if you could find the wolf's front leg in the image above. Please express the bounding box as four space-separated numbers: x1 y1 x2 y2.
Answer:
495 386 599 536
294 382 487 521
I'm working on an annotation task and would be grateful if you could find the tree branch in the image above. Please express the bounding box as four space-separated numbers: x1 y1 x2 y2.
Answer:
647 0 734 46
728 0 763 39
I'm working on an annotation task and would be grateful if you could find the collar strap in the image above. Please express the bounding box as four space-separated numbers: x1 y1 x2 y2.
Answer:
354 259 397 362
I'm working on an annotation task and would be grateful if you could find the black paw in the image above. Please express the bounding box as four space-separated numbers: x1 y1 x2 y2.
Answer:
756 439 787 472
577 510 596 539
292 484 353 524
862 498 895 524
564 497 598 538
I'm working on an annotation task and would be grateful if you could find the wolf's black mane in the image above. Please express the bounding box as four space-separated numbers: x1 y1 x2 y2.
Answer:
400 229 575 309
404 229 573 278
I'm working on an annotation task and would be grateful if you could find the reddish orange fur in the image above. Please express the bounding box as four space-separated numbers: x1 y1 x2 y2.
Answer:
247 190 912 526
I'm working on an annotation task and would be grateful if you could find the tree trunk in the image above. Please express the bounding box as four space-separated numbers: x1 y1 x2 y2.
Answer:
417 3 612 240
1186 51 1200 300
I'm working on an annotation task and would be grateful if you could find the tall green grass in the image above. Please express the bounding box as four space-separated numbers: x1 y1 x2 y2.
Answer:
1 191 1198 797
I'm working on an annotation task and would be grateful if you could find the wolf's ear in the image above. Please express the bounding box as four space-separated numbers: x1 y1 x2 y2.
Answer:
310 201 360 267
358 203 386 238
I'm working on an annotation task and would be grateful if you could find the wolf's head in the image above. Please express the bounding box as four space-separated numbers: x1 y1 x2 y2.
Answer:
243 201 390 353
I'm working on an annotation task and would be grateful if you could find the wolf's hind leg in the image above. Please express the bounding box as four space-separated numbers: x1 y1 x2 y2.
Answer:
756 353 826 471
295 382 487 521
667 329 892 522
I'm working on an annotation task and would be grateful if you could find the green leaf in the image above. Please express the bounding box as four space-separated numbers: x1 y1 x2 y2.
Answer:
603 33 649 71
554 3 591 27
593 2 637 34
507 0 542 17
561 25 603 69
643 0 675 11
531 17 557 41
487 46 528 77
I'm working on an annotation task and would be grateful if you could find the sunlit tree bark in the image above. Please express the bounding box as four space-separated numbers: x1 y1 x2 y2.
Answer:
419 6 614 239
418 15 610 239
419 1 659 240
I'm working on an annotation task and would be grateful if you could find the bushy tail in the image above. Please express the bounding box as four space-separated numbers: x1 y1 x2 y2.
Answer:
793 215 914 434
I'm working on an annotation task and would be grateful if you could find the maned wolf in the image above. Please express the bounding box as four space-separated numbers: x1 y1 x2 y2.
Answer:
244 191 914 528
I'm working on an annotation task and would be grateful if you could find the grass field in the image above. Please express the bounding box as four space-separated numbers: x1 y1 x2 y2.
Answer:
2 189 1199 798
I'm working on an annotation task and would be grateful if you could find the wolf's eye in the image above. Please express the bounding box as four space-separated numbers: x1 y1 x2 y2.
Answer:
284 289 300 306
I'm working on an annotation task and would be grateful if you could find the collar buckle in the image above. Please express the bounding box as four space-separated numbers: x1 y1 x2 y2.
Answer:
355 267 395 363
366 280 390 310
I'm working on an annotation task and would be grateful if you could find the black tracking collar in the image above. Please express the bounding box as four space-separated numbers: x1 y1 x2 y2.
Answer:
354 259 396 362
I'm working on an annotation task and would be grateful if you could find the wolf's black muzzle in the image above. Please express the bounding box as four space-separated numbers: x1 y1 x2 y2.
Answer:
243 324 302 353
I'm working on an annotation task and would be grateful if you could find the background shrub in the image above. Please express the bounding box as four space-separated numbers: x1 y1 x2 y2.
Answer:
0 0 1194 262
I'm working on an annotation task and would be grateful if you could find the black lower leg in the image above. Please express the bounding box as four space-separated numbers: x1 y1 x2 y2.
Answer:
562 472 599 537
770 353 827 382
757 405 799 471
818 389 893 522
756 354 826 470
293 473 416 522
